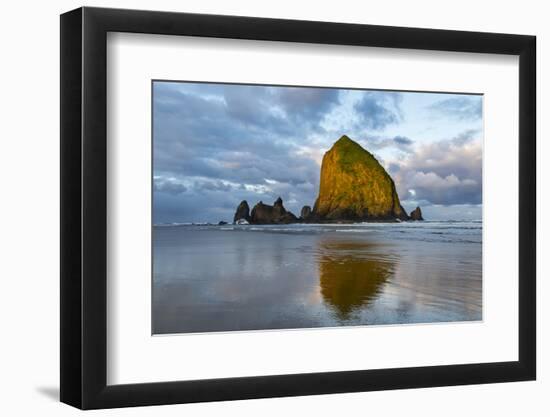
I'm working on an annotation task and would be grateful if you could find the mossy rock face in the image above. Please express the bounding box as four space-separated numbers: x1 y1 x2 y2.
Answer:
312 135 409 221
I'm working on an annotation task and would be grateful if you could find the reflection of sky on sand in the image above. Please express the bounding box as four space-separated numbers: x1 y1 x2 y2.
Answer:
153 224 482 334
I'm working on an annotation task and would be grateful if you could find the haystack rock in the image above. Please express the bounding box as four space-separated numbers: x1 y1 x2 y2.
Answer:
312 135 409 222
410 206 424 221
233 200 251 224
250 197 299 224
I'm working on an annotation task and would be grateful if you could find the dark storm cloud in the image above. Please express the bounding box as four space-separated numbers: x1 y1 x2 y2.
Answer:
354 91 403 130
153 82 339 222
362 134 414 154
390 130 482 205
429 96 482 121
154 85 317 182
393 135 413 146
275 87 340 126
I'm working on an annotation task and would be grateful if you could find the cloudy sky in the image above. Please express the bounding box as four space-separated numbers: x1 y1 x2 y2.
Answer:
153 81 482 223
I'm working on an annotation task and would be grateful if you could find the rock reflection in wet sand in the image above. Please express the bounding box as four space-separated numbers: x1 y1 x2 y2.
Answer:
317 240 394 321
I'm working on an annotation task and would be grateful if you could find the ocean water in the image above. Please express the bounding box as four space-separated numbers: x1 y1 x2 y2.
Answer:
152 221 482 334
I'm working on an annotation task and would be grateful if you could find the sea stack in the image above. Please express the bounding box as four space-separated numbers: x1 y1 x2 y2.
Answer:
233 200 251 224
312 135 409 222
249 197 299 224
410 206 424 221
300 205 312 221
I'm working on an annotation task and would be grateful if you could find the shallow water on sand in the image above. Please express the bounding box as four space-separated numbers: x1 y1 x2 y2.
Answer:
152 222 482 334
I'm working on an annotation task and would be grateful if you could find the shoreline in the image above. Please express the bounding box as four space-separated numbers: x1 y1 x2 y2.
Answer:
153 219 482 227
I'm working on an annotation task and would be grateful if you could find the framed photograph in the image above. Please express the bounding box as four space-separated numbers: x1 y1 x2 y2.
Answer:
60 7 536 409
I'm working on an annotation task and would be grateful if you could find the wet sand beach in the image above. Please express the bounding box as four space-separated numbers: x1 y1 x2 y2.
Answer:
152 222 482 334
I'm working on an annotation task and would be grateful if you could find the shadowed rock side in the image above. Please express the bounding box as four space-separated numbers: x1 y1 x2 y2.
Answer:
312 135 409 222
410 206 424 221
300 205 312 221
233 200 251 223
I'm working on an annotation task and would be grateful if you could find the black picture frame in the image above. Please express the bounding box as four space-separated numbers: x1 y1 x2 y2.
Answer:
60 6 536 410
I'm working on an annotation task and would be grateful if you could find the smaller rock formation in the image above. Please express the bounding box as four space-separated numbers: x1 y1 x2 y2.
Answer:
300 205 312 221
273 197 286 218
249 197 299 224
218 221 228 225
233 200 251 224
410 206 424 221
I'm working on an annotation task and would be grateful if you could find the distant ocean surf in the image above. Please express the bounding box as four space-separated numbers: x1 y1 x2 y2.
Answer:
152 221 482 334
